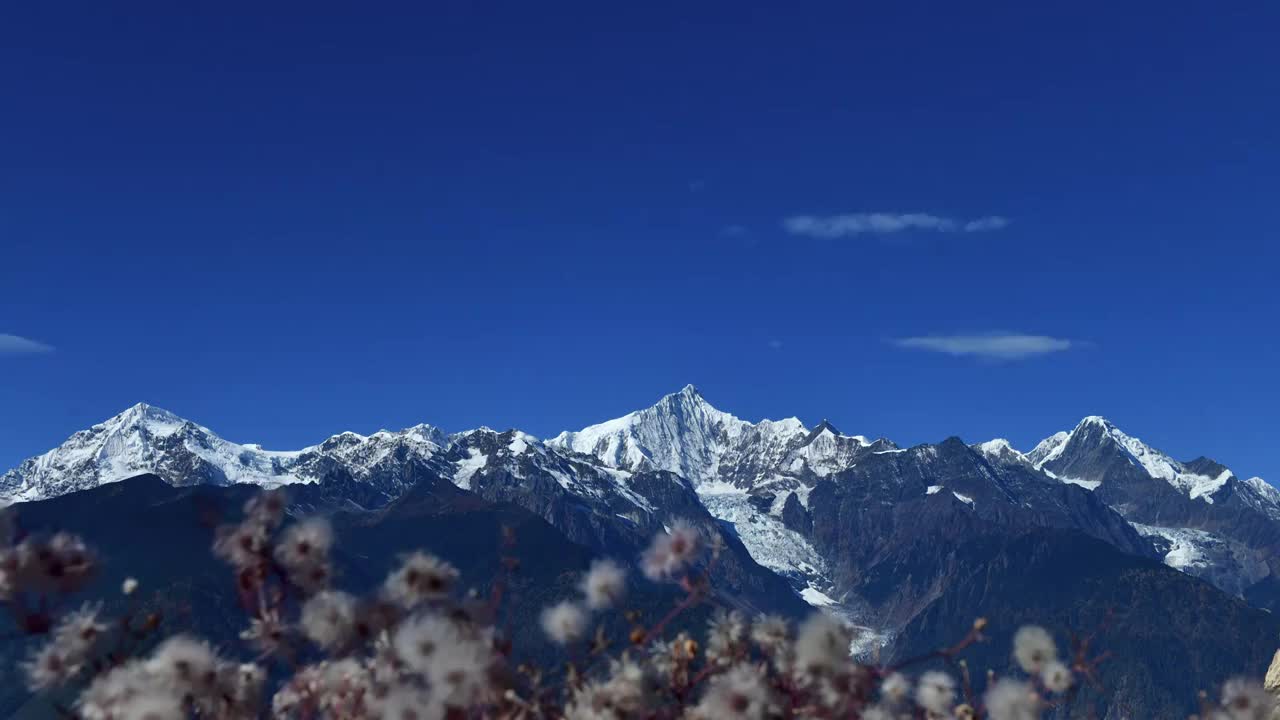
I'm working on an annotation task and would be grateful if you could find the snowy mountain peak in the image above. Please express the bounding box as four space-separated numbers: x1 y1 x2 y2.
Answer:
1031 417 1239 503
811 419 840 435
976 438 1017 452
550 387 818 490
1026 431 1070 466
801 420 871 450
1244 477 1280 502
549 387 886 495
974 438 1026 464
652 384 729 421
102 401 186 431
118 400 159 416
0 404 311 505
368 423 448 448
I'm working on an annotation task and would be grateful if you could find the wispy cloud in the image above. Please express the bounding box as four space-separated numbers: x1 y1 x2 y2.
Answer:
0 334 54 355
782 213 1010 239
891 332 1072 361
961 216 1010 232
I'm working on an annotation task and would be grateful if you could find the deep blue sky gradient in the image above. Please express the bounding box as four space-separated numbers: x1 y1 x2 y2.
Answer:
2 1 1278 479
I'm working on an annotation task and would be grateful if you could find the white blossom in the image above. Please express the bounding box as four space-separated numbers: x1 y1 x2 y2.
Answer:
110 691 185 720
381 684 444 720
146 634 222 697
580 558 626 610
77 661 155 719
861 706 895 720
914 670 956 716
22 642 82 691
422 630 495 706
22 602 108 690
880 671 911 704
300 590 358 650
241 608 292 659
1012 625 1057 673
562 659 655 720
705 609 746 665
17 533 97 593
691 663 773 720
541 600 588 646
226 662 266 709
54 602 107 657
314 658 373 716
392 613 467 674
640 520 702 581
600 657 652 713
1040 659 1073 693
383 551 459 608
749 614 790 656
274 517 334 570
243 489 287 530
648 632 695 681
984 678 1041 720
213 521 268 569
1222 677 1274 720
792 613 853 679
565 681 623 720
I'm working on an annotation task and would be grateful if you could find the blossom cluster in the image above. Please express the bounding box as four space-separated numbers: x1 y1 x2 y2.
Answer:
2 496 1277 720
1 527 97 604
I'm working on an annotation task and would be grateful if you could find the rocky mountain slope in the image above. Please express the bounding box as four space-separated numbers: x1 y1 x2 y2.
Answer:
5 471 1275 718
0 474 722 718
990 415 1280 609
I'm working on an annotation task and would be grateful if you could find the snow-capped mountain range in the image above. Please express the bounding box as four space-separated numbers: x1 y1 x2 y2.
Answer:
549 387 888 495
8 387 1279 717
0 402 450 505
1026 416 1233 499
972 415 1280 600
4 385 1280 616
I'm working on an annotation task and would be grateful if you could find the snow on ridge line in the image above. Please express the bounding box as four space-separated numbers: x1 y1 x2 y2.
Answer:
0 402 462 505
1029 431 1071 468
1246 477 1280 499
1029 417 1254 504
6 391 1272 528
549 385 890 492
975 438 1020 455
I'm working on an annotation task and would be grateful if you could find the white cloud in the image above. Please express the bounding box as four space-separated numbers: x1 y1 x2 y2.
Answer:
782 213 1010 238
891 333 1072 360
0 334 54 355
962 216 1011 232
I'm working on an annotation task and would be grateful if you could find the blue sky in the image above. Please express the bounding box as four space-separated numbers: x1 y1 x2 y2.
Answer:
2 1 1278 480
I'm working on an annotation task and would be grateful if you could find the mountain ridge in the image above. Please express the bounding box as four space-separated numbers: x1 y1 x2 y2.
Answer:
3 388 1278 616
6 395 1269 506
